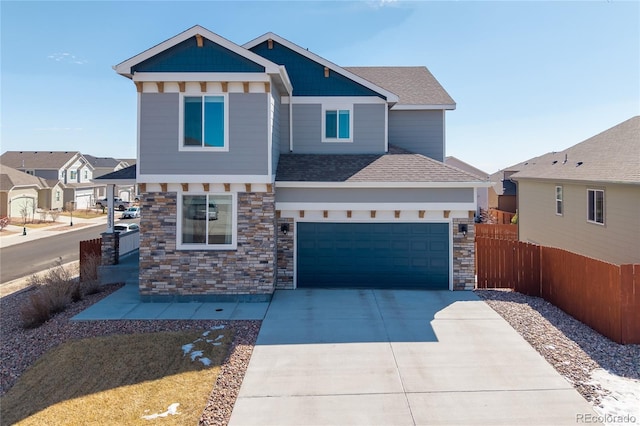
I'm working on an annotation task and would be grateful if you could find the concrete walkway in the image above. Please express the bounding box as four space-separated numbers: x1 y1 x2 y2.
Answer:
229 289 599 426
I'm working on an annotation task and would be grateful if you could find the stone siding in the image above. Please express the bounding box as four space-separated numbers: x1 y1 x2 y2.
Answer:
452 218 475 290
139 190 276 300
276 217 294 289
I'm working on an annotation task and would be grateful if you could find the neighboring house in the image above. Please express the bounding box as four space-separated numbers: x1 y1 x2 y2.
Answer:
445 156 489 217
488 165 521 213
111 25 489 301
0 151 100 209
0 165 61 219
511 116 640 265
85 154 135 200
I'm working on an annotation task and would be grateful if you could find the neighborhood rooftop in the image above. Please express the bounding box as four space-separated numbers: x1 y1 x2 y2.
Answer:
0 151 82 170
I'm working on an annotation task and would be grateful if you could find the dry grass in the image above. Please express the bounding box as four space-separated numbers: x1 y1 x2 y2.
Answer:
59 210 106 219
23 221 62 229
1 329 233 425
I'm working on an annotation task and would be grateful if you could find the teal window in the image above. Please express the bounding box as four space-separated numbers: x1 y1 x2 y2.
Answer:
324 109 351 141
183 95 226 148
587 189 604 224
180 194 235 248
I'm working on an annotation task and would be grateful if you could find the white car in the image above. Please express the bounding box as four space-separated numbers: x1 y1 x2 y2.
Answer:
121 206 140 219
114 223 139 233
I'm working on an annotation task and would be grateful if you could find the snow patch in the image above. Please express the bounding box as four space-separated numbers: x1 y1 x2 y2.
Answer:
142 403 180 420
181 343 194 356
190 350 204 361
587 368 640 426
199 357 212 366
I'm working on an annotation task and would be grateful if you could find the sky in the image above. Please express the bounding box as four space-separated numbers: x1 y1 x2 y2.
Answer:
1 0 638 174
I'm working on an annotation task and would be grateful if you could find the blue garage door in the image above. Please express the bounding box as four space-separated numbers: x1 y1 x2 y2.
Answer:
297 222 449 289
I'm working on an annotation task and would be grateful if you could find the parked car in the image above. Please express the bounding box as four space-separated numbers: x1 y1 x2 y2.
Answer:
114 223 139 233
190 201 219 220
121 206 140 219
96 197 130 211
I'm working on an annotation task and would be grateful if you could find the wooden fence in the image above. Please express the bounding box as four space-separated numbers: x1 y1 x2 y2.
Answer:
79 237 101 282
489 208 516 225
476 237 640 344
475 224 518 240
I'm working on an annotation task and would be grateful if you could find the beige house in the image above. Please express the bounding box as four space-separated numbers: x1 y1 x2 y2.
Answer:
511 116 640 265
0 165 61 220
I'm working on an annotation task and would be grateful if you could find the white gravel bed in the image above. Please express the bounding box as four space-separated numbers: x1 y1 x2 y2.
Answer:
0 285 260 426
476 289 640 424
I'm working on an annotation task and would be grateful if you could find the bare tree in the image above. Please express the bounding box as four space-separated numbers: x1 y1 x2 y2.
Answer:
19 199 34 226
49 209 61 223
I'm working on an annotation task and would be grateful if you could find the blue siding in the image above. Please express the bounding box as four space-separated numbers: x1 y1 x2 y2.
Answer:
133 37 265 73
250 41 385 98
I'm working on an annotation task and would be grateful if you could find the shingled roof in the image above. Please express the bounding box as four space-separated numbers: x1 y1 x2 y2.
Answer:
0 151 82 170
276 146 485 184
511 116 640 185
0 165 49 191
345 66 455 108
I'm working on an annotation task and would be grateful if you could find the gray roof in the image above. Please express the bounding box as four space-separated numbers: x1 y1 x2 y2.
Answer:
276 146 484 183
0 151 81 170
84 154 123 169
445 156 489 180
94 164 137 181
512 116 640 185
0 165 49 191
345 66 455 107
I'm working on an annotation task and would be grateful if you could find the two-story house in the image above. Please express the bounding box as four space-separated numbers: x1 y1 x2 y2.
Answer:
84 154 136 201
0 151 99 210
511 116 640 265
112 25 489 301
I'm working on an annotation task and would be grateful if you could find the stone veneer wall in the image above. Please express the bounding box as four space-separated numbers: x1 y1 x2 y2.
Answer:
452 217 475 290
276 217 294 289
139 190 276 301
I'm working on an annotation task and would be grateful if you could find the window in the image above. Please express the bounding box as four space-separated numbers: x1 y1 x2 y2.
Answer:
555 186 563 215
587 189 604 225
181 95 227 150
70 170 77 180
84 170 88 180
55 191 60 202
323 107 352 142
179 193 235 249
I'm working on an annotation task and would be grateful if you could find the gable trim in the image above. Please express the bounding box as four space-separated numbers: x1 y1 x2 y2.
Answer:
392 104 456 111
115 25 282 77
243 33 399 104
276 181 492 189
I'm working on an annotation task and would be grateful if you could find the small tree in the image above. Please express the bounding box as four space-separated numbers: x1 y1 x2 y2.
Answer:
19 199 34 226
49 209 61 223
38 209 48 223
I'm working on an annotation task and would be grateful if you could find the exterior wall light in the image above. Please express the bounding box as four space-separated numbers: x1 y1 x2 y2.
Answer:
280 223 290 235
458 223 468 237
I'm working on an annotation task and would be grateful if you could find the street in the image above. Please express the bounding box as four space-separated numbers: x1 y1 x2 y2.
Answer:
0 224 106 284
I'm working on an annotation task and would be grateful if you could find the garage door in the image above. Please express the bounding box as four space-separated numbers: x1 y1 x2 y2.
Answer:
297 222 449 289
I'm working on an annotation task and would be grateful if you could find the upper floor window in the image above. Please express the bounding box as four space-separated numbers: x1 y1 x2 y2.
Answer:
555 186 563 215
322 106 352 142
181 94 228 151
70 170 77 180
84 170 88 180
587 189 604 225
55 191 61 202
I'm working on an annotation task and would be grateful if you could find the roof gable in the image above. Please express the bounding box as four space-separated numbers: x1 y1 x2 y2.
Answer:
244 33 398 102
1 151 82 170
0 165 49 191
512 116 640 185
115 25 281 77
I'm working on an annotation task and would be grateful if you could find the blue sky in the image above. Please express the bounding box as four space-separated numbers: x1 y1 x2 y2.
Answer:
1 0 638 173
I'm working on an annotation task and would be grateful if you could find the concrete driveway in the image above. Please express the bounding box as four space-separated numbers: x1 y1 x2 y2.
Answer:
229 289 598 426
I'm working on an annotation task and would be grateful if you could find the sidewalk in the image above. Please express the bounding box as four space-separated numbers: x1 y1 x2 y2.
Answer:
0 214 108 249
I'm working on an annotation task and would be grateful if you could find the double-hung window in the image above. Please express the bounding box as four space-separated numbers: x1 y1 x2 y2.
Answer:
323 106 352 142
587 189 604 225
181 95 228 150
179 193 235 249
555 186 563 215
69 170 77 180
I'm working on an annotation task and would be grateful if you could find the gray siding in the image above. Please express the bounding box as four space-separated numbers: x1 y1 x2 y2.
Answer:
139 93 269 176
291 103 386 154
33 170 59 180
276 187 474 203
389 110 444 161
518 180 640 265
271 89 281 176
280 103 290 153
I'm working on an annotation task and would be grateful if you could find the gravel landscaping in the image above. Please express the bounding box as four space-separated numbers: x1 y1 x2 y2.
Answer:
2 285 637 425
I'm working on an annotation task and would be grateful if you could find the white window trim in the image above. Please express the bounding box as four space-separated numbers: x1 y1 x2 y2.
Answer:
555 185 563 216
177 191 237 250
178 93 230 152
321 104 353 143
587 188 605 225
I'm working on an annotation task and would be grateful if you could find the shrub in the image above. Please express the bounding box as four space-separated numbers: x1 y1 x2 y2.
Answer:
0 216 8 231
20 292 52 329
48 209 61 223
80 254 102 295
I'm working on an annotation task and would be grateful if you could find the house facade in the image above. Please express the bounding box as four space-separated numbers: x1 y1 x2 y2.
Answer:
0 151 100 210
113 26 488 301
511 116 640 265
